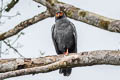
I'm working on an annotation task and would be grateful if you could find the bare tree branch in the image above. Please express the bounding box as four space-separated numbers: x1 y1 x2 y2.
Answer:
0 0 120 79
0 0 120 41
0 32 24 57
0 50 120 79
3 40 24 58
0 10 51 40
5 0 19 12
33 0 120 32
0 54 63 73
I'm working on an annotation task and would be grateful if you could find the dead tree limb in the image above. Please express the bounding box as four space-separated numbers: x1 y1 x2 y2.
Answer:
33 0 120 32
0 54 62 73
1 50 120 79
0 1 120 79
0 10 51 40
0 0 120 41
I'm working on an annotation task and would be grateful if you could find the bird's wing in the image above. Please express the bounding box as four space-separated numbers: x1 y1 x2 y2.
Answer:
70 22 77 52
51 24 59 53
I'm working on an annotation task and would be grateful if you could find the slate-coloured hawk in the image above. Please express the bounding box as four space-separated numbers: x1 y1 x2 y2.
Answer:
51 11 77 76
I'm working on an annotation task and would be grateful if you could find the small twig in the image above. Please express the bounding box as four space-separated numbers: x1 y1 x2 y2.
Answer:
0 0 3 23
1 48 9 55
2 12 20 19
1 33 24 56
11 32 24 45
0 0 3 13
3 40 24 58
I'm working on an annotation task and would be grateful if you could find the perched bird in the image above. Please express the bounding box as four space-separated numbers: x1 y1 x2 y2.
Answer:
51 11 77 76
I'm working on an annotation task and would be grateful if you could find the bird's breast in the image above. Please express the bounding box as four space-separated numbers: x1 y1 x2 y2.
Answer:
55 26 74 51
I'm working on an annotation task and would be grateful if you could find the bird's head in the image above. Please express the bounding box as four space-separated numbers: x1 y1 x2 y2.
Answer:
55 11 66 20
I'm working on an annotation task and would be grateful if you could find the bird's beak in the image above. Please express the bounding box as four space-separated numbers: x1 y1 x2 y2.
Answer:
55 12 64 18
55 13 60 18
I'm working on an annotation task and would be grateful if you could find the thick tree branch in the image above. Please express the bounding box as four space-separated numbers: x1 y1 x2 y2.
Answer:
0 10 51 40
1 50 120 79
0 54 62 73
0 0 120 41
33 0 120 32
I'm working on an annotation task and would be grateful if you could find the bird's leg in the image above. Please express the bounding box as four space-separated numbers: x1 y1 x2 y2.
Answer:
64 48 68 55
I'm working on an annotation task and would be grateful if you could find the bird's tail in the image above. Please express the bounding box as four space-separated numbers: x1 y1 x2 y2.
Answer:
59 68 72 76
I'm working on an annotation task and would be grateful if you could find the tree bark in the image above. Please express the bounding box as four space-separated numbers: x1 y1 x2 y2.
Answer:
33 0 120 32
0 0 120 79
0 54 63 73
1 50 120 79
5 0 19 12
0 10 51 40
0 0 120 40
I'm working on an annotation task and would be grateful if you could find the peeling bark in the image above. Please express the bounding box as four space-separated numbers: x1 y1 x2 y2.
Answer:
0 55 63 73
1 50 120 79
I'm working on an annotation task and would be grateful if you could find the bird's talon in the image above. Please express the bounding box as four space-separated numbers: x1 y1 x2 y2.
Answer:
64 49 68 55
64 52 68 56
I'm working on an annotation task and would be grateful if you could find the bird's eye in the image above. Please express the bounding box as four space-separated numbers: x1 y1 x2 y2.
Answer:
59 12 63 16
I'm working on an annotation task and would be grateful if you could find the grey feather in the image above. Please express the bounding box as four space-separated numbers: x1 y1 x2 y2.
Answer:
51 24 59 54
51 11 77 76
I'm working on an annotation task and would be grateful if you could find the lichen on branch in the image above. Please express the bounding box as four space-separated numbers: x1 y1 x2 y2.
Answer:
1 50 120 79
34 0 120 33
